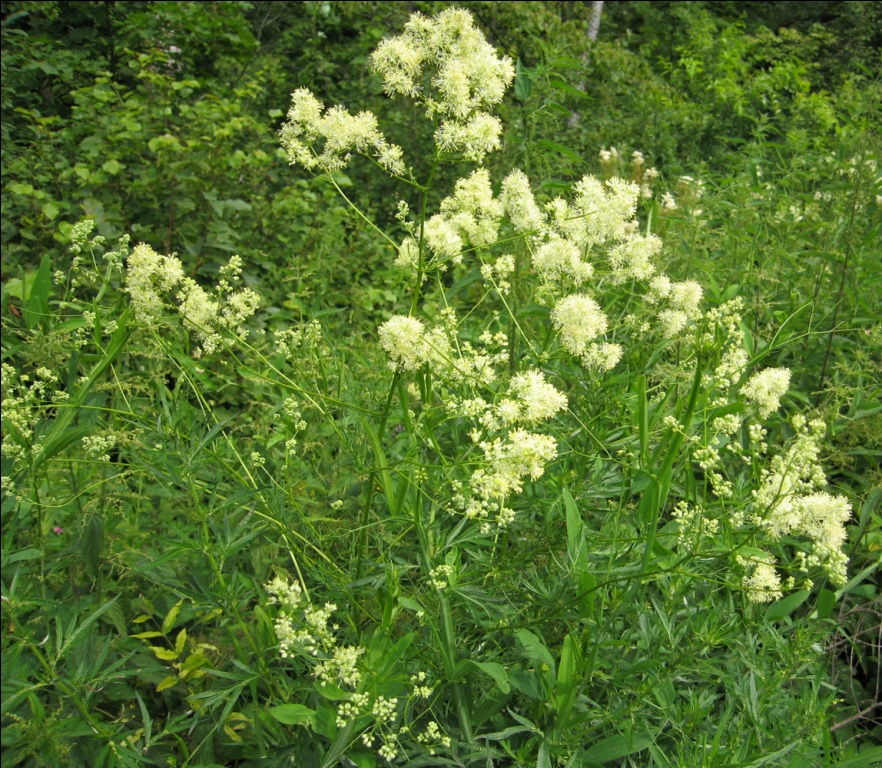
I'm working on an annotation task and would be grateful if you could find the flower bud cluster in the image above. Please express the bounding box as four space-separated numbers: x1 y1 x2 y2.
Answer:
672 500 718 551
125 245 259 356
1 364 72 467
265 575 366 688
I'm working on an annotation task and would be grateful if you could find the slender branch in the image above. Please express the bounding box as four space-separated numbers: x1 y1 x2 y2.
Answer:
831 701 882 732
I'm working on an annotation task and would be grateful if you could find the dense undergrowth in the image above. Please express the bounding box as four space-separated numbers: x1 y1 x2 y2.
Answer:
1 3 880 766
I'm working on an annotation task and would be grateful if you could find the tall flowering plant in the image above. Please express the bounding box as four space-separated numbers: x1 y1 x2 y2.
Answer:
262 8 853 765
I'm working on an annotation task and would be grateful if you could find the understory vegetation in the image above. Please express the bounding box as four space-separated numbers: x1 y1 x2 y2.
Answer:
1 2 880 766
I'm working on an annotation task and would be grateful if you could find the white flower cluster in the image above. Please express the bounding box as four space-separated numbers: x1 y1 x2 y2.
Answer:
82 433 116 462
752 415 851 585
609 233 662 282
532 235 593 283
663 296 851 601
279 88 405 175
314 644 365 689
446 370 566 532
672 500 718 551
336 692 370 727
396 169 506 275
265 575 366 688
737 553 783 603
646 275 704 338
388 152 709 374
439 168 504 248
377 316 454 374
740 367 791 418
550 294 622 372
555 176 638 248
500 169 703 365
370 8 515 161
125 243 185 323
274 319 323 357
410 670 434 699
429 564 454 590
125 244 259 356
501 169 545 234
480 253 516 294
377 313 507 386
714 344 749 391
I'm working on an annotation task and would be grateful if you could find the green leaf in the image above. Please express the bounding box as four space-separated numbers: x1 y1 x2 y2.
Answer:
3 548 42 566
314 682 349 700
32 308 132 472
397 596 425 613
554 634 578 731
350 751 377 768
815 589 836 620
515 629 555 687
830 746 882 768
636 375 649 466
150 646 179 661
563 488 597 617
458 659 510 694
740 741 799 767
56 596 119 659
3 276 25 300
765 590 810 621
563 487 584 562
536 139 582 164
515 57 533 101
312 704 338 739
836 560 880 598
537 739 552 768
162 599 183 634
583 733 653 764
653 679 676 709
359 414 396 513
41 201 60 220
25 253 52 331
548 79 591 100
81 514 104 581
374 631 413 677
180 652 209 673
268 704 315 725
156 676 179 692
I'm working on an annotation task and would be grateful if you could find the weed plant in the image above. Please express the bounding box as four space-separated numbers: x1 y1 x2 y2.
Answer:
2 8 880 768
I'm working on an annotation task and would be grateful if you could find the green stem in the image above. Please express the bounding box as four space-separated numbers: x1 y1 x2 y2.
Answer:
508 249 521 374
816 153 863 401
410 152 440 316
354 372 399 584
412 479 474 744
